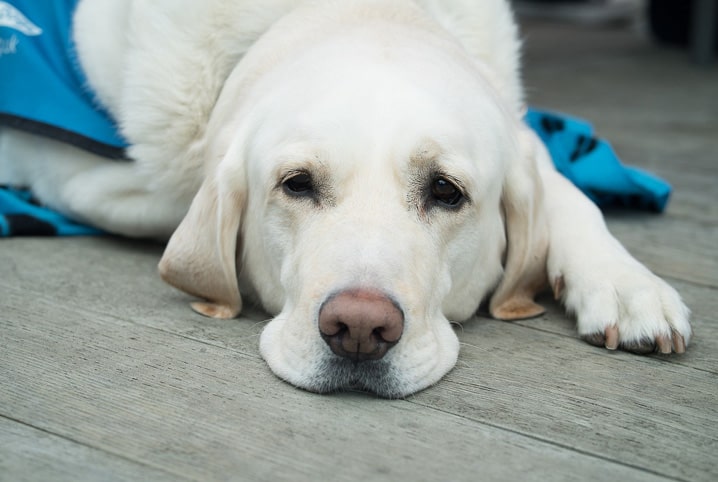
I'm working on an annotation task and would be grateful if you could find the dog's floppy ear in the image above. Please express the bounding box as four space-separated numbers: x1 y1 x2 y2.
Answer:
158 171 244 319
489 126 549 320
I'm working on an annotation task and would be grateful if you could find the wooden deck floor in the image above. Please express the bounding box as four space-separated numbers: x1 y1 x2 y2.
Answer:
2 19 717 482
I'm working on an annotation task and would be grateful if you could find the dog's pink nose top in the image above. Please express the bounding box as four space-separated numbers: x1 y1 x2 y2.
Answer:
318 289 404 362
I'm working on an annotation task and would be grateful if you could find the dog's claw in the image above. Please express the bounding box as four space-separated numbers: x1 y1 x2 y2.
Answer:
672 331 686 354
582 327 687 355
604 325 619 350
656 334 672 354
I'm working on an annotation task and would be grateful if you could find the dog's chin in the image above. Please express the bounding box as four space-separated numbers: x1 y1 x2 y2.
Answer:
260 344 418 399
262 346 457 399
299 357 408 399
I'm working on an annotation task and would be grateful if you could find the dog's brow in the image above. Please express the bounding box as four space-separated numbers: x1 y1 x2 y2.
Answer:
410 139 443 166
273 154 326 183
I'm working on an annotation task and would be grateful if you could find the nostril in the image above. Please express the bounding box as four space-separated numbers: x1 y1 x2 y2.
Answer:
318 288 404 362
322 320 348 337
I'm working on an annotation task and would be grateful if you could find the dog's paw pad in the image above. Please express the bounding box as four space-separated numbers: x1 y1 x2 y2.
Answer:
581 331 605 347
620 337 656 355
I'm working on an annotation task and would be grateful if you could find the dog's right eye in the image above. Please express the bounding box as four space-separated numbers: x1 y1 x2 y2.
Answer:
282 172 314 197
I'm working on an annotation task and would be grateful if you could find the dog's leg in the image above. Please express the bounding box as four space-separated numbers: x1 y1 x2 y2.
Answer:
532 131 691 354
59 162 191 239
0 128 188 239
0 127 102 208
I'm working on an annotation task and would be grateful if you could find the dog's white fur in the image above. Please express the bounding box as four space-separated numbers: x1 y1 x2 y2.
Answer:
0 0 691 397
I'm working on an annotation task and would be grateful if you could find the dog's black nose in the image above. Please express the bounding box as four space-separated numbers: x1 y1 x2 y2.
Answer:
318 289 404 362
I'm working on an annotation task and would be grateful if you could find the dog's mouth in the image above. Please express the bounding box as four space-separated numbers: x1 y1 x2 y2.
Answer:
260 297 458 398
304 356 407 399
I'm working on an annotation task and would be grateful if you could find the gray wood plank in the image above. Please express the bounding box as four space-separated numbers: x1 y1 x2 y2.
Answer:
0 418 180 482
0 287 668 482
606 214 717 287
1 235 714 481
0 237 265 359
412 317 718 482
523 25 718 157
651 168 718 224
0 237 713 481
613 137 718 225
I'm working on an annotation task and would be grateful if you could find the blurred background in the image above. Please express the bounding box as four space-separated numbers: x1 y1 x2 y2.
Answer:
515 0 717 65
512 0 717 226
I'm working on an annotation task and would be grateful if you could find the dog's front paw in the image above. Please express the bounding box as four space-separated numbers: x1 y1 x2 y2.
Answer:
553 262 691 355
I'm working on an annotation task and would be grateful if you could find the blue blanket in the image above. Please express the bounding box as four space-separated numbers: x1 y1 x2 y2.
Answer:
525 109 670 212
0 187 101 236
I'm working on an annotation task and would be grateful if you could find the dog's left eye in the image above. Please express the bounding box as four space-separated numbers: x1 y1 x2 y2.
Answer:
431 177 464 207
283 172 314 197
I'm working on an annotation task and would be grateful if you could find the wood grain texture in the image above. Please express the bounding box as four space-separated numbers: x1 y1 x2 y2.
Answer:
606 215 717 287
0 419 179 482
412 317 718 481
1 286 666 482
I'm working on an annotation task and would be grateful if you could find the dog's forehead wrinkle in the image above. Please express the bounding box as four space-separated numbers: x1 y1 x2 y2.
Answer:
410 138 443 164
268 142 327 171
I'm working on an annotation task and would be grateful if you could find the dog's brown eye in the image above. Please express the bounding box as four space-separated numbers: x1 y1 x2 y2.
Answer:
283 172 314 196
431 177 464 207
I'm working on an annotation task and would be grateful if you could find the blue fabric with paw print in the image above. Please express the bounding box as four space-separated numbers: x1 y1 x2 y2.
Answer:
0 0 128 158
526 108 671 212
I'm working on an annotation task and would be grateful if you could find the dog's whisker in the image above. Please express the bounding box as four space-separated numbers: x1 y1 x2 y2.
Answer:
247 318 272 331
458 341 483 351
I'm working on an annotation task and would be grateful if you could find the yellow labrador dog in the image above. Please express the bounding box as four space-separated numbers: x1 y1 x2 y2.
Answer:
0 0 691 397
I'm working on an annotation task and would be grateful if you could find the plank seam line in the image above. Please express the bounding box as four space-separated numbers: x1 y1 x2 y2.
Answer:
508 322 718 376
654 273 716 290
402 401 688 482
101 304 267 360
2 282 265 361
0 413 194 481
664 275 718 292
96 309 266 362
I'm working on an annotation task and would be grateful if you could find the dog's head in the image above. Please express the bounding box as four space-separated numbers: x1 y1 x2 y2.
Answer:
159 3 548 397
